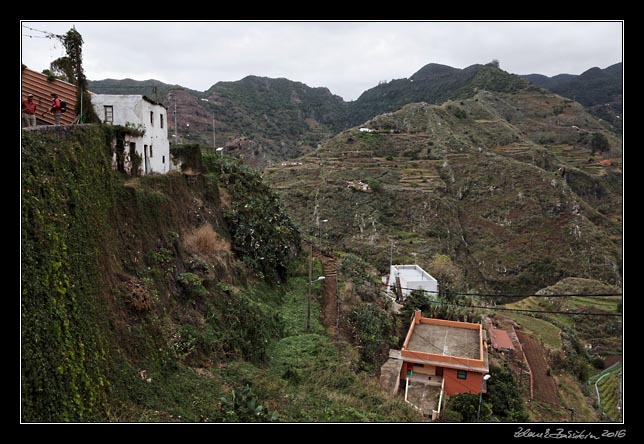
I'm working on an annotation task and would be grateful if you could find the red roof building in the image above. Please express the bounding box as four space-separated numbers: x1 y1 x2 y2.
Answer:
489 327 515 351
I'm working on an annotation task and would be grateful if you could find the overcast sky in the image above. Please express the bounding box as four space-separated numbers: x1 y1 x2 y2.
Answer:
21 21 623 101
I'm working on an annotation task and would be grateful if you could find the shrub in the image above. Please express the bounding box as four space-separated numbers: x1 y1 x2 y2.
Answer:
591 132 609 154
183 224 231 257
447 393 490 422
348 304 392 370
220 385 279 422
367 179 382 192
177 272 208 299
453 108 467 119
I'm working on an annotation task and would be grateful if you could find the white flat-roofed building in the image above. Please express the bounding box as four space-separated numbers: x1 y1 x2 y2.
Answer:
387 264 439 302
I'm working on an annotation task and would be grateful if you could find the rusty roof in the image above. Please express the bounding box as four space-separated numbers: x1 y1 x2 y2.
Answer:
21 67 77 125
489 327 514 350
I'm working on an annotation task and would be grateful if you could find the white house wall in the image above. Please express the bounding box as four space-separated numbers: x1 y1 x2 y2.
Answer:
91 94 170 175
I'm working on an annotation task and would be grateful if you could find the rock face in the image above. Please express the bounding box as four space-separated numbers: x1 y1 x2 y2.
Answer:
264 89 622 294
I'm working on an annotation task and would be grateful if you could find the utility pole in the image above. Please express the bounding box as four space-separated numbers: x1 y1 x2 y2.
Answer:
335 265 340 341
307 239 313 332
173 102 178 145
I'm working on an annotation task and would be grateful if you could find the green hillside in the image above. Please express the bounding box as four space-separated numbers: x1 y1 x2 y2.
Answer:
21 126 421 422
264 89 622 295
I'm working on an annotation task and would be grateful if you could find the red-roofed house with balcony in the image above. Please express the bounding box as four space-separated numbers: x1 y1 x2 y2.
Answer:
401 311 489 396
382 311 489 418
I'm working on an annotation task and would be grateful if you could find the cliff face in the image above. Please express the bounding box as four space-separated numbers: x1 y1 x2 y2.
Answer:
20 126 291 421
22 125 116 421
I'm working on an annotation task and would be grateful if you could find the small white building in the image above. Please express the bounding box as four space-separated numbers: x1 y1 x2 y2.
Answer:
386 264 439 302
91 94 170 175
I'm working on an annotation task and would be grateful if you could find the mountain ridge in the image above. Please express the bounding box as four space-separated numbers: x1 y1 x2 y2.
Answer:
520 63 622 130
87 61 622 166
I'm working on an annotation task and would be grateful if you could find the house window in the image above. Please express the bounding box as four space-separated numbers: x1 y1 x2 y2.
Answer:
160 113 164 129
104 106 113 123
150 111 154 126
150 145 153 157
457 370 467 380
162 155 165 164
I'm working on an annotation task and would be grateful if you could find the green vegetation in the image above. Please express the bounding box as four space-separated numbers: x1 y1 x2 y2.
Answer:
21 128 422 422
508 278 621 356
442 393 491 422
591 132 610 154
266 90 622 295
22 126 114 421
590 362 622 422
58 27 99 123
441 365 527 423
203 154 300 281
348 304 393 371
522 63 622 132
486 364 528 421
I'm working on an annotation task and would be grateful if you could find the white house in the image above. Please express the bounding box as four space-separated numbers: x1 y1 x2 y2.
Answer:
386 264 439 302
91 94 170 175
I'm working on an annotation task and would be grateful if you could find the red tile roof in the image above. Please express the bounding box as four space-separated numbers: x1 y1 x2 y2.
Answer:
22 67 77 125
489 327 514 350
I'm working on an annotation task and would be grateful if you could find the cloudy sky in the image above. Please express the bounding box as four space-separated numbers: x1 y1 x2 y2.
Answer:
21 21 622 101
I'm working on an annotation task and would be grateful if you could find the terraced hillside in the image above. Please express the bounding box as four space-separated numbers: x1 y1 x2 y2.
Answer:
265 88 622 294
590 362 623 422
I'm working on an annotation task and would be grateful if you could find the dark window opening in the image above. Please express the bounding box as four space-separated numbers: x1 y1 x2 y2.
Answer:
104 106 113 123
150 111 154 126
457 370 467 380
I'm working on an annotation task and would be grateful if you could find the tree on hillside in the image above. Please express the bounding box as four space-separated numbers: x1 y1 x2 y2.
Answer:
58 27 99 123
429 253 465 295
590 132 610 154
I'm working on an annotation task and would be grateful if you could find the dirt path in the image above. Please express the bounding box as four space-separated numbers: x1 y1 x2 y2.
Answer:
516 331 559 405
319 254 339 340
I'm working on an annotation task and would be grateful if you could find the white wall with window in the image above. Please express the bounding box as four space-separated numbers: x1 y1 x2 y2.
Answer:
90 93 170 175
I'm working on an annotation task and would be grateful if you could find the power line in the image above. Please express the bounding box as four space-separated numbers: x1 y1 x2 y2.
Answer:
387 286 622 318
21 24 62 39
22 33 53 39
384 284 621 299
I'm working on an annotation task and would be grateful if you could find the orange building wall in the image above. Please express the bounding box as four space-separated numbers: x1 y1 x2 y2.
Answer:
443 368 485 396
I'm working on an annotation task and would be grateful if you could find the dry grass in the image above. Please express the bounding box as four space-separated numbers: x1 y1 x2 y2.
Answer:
183 224 231 257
